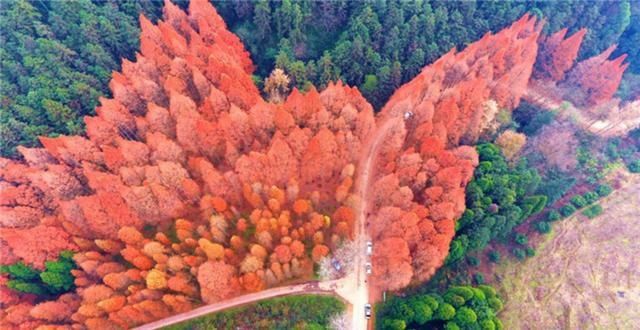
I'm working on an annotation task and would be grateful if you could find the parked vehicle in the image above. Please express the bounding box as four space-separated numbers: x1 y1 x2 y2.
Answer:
365 262 372 275
365 304 372 319
366 241 373 255
404 111 414 120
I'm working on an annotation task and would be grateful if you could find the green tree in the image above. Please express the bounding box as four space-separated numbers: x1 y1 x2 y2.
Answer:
454 306 478 325
435 303 456 321
535 221 551 234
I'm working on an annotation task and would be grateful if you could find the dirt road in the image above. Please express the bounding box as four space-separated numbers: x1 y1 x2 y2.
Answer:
135 280 340 330
349 117 403 330
524 87 640 137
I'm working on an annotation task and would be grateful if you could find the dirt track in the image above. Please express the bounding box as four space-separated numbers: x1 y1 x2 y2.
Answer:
494 172 640 329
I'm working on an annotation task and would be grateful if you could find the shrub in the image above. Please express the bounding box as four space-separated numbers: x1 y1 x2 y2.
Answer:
514 233 528 245
560 204 577 217
467 256 480 267
473 273 485 285
525 246 536 257
582 204 603 219
627 159 640 173
596 184 612 197
535 221 551 234
582 191 599 204
0 252 76 297
547 210 561 221
512 248 526 260
488 251 501 263
570 195 587 208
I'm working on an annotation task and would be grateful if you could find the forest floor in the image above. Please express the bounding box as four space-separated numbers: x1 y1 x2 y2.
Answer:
491 170 640 329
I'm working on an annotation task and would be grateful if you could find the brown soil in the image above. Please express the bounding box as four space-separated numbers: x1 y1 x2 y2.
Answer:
490 171 640 329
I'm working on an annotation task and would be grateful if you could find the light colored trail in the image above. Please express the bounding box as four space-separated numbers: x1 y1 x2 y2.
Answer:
350 117 402 330
135 117 403 330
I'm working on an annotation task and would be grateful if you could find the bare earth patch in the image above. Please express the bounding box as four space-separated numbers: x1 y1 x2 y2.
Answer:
493 172 640 330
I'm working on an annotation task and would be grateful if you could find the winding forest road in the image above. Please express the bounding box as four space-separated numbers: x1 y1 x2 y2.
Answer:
134 117 402 330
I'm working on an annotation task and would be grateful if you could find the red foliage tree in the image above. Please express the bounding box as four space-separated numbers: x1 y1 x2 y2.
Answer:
561 45 629 106
534 28 586 81
196 261 239 304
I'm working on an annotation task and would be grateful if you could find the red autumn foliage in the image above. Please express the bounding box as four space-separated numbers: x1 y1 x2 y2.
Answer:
534 28 586 81
196 261 239 304
0 1 631 327
561 45 629 107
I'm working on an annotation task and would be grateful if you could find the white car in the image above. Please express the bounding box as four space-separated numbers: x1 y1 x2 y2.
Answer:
365 262 372 275
364 304 372 319
403 111 414 120
366 241 373 255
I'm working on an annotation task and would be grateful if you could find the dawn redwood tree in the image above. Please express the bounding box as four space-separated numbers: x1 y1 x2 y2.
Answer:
0 1 630 328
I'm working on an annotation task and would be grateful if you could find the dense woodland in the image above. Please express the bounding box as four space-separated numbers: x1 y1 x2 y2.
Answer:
1 0 638 156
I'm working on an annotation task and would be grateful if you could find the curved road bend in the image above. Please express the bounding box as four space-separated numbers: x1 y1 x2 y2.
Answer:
135 117 403 330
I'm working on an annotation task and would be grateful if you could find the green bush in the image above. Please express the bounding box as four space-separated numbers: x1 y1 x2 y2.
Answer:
514 233 528 245
473 273 485 285
378 285 504 330
447 143 544 265
582 191 599 204
627 159 640 173
547 210 561 221
560 204 577 217
512 248 526 260
535 221 551 234
0 252 76 297
0 262 40 281
7 280 47 295
570 195 588 208
488 251 501 263
582 204 603 219
467 256 480 267
525 246 536 257
596 184 613 197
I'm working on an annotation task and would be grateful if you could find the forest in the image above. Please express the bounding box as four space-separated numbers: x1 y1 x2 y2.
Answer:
0 1 638 330
1 0 638 156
